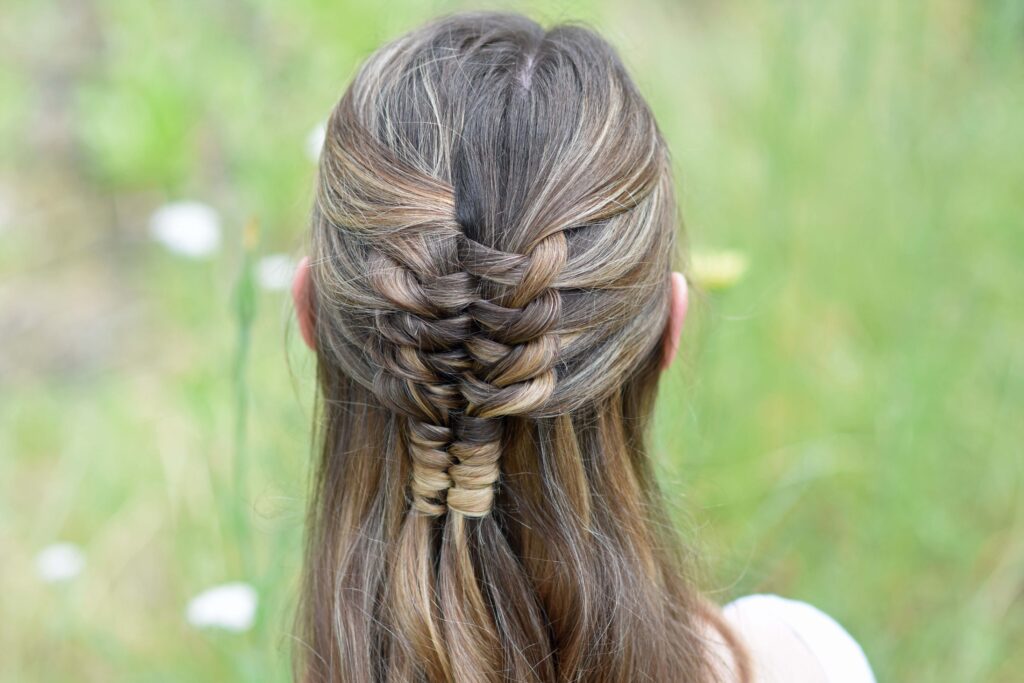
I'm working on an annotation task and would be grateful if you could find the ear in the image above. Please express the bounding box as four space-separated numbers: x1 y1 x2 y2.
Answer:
661 271 689 371
292 256 316 350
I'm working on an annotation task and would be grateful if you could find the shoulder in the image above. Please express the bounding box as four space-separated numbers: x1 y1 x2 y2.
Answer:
719 594 876 683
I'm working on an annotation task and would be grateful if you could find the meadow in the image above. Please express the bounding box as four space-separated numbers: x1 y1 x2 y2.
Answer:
1 0 1022 680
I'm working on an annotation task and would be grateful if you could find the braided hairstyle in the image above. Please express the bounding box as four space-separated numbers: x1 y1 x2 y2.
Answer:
299 12 736 683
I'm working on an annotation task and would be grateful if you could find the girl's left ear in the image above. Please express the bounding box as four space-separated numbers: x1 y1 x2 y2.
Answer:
661 271 689 371
292 256 316 350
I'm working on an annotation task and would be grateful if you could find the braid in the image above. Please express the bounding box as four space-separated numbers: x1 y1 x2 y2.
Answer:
368 229 567 518
446 232 566 516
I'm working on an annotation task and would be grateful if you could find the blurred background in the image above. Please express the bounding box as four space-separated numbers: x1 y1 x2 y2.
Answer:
2 0 1022 680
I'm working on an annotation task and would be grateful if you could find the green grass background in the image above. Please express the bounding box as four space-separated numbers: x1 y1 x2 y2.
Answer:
1 0 1022 680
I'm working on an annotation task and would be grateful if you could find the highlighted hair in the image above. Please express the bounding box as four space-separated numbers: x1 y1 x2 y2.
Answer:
298 12 746 682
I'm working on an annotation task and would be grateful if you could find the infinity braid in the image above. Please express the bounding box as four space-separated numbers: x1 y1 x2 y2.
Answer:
361 213 568 520
445 232 566 516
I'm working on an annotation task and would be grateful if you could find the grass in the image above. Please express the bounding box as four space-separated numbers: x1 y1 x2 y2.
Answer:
1 0 1022 681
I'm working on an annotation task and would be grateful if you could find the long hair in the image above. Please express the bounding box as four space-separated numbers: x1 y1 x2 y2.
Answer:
297 12 744 682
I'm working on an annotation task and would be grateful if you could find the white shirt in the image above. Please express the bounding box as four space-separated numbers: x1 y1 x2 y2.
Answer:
721 594 876 683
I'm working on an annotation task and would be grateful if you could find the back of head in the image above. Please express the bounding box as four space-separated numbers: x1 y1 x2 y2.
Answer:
301 12 718 682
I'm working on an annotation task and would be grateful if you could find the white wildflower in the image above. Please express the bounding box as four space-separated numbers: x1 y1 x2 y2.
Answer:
306 122 326 161
186 581 258 632
256 253 297 292
36 542 85 583
149 201 222 258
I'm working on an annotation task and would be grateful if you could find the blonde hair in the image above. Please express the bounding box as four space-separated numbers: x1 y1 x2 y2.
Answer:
298 12 747 682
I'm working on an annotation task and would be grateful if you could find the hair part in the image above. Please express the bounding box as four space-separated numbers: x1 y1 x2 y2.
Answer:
297 12 745 682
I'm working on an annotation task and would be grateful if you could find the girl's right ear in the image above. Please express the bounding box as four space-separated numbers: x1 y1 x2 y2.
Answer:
292 256 317 350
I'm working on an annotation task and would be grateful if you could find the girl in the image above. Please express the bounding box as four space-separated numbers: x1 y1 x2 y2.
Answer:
290 12 874 683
